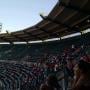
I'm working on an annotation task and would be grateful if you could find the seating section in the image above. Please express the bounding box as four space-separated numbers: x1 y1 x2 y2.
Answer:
0 62 45 90
0 33 90 61
0 33 90 90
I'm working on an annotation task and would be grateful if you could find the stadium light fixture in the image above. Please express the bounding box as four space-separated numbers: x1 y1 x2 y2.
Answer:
61 32 81 39
82 29 90 34
13 42 27 44
28 40 43 44
0 42 10 44
44 38 60 42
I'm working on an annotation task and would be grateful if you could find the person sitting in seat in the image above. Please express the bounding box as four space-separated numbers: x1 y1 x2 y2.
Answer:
40 74 61 90
72 60 90 90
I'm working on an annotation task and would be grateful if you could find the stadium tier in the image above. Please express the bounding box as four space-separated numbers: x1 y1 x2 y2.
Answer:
0 33 90 90
0 32 90 61
0 0 90 90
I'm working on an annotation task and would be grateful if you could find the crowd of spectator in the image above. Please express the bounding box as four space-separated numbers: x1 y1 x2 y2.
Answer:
0 43 90 90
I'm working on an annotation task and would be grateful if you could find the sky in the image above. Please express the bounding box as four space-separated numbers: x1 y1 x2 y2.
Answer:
0 0 58 33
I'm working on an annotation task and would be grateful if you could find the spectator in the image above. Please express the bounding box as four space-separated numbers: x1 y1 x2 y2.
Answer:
40 74 61 90
72 60 90 90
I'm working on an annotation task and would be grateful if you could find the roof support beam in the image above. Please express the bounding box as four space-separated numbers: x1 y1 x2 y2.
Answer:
0 37 12 43
40 14 80 32
58 1 90 15
23 30 42 40
11 34 27 42
35 26 60 37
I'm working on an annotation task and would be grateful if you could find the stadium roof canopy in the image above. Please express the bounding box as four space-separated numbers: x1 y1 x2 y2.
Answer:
0 0 90 43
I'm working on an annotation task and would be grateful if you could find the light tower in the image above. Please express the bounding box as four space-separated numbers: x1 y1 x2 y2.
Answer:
0 23 2 32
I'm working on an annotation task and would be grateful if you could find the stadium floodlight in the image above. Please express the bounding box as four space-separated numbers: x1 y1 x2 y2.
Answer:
61 32 81 39
13 42 27 44
0 23 2 32
82 29 90 34
0 42 10 44
44 38 60 42
28 40 43 44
